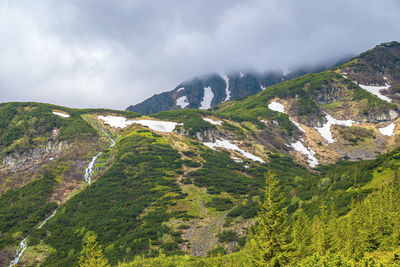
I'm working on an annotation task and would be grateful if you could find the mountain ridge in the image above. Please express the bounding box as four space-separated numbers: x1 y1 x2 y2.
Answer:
126 59 350 115
1 41 400 266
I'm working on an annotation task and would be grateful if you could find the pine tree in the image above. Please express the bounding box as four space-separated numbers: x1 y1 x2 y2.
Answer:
311 200 332 256
291 207 312 260
245 169 289 266
79 233 110 267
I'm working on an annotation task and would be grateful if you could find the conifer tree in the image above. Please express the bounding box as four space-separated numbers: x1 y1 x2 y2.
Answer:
246 169 289 266
79 233 110 267
311 200 332 256
291 207 312 259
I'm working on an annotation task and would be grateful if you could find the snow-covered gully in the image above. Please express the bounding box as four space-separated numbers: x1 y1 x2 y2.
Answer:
9 128 116 266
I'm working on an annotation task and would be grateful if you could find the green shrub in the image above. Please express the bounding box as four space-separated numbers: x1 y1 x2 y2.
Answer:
218 230 238 243
206 197 234 211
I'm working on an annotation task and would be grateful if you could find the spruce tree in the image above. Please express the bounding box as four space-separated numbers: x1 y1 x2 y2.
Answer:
311 200 332 256
246 169 289 266
291 207 312 260
79 233 110 267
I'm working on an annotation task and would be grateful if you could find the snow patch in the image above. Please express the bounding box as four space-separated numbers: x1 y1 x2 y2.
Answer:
199 87 214 109
221 74 230 102
231 157 243 163
290 141 319 168
52 111 70 118
203 117 222 125
358 83 391 102
176 96 189 108
316 114 354 143
98 115 131 128
98 115 181 132
177 87 185 92
268 101 285 113
203 139 264 163
379 123 395 136
290 118 305 132
240 72 245 78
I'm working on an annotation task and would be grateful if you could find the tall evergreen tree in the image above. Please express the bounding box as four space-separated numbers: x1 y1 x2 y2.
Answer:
311 200 332 256
291 207 312 259
79 233 110 267
245 169 289 266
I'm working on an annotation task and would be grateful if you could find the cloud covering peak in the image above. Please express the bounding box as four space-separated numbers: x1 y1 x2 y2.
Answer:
0 0 399 109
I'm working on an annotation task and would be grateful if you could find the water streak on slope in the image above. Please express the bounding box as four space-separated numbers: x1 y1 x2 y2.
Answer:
9 126 116 266
85 152 102 185
8 238 27 267
38 210 57 229
9 209 56 267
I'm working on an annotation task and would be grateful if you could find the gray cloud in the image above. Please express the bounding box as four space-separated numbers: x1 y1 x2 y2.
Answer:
0 0 399 109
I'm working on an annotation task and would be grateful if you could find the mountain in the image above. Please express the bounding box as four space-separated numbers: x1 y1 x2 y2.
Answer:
126 62 348 115
1 42 400 266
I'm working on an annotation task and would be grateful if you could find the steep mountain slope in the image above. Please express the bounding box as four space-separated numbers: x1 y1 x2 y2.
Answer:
1 42 400 266
126 62 347 115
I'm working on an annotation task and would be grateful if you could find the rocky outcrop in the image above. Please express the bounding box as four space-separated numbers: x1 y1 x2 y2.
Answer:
175 127 222 142
2 141 69 171
314 83 347 104
359 109 399 123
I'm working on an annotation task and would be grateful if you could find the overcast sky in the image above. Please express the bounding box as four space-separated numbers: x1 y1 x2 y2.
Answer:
0 0 399 109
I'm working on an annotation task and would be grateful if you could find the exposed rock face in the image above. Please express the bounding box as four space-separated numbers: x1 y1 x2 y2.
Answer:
359 109 399 123
2 141 69 171
299 114 327 128
314 83 347 104
175 127 222 142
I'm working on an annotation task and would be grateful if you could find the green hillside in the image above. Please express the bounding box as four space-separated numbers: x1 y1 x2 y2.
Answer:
1 42 400 266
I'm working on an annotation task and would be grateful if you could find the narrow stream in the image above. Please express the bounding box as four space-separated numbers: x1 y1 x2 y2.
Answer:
8 238 27 267
9 131 116 266
84 152 102 185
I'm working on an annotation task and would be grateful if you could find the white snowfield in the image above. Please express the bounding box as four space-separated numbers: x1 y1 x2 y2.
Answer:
52 111 70 118
98 115 181 132
177 87 185 92
358 83 391 102
200 87 214 109
316 114 354 143
268 101 285 113
176 96 189 108
379 123 396 136
204 138 264 163
203 117 223 125
290 141 319 168
221 74 231 102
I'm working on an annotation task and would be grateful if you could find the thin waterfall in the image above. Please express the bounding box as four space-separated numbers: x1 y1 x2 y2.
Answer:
8 129 116 266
